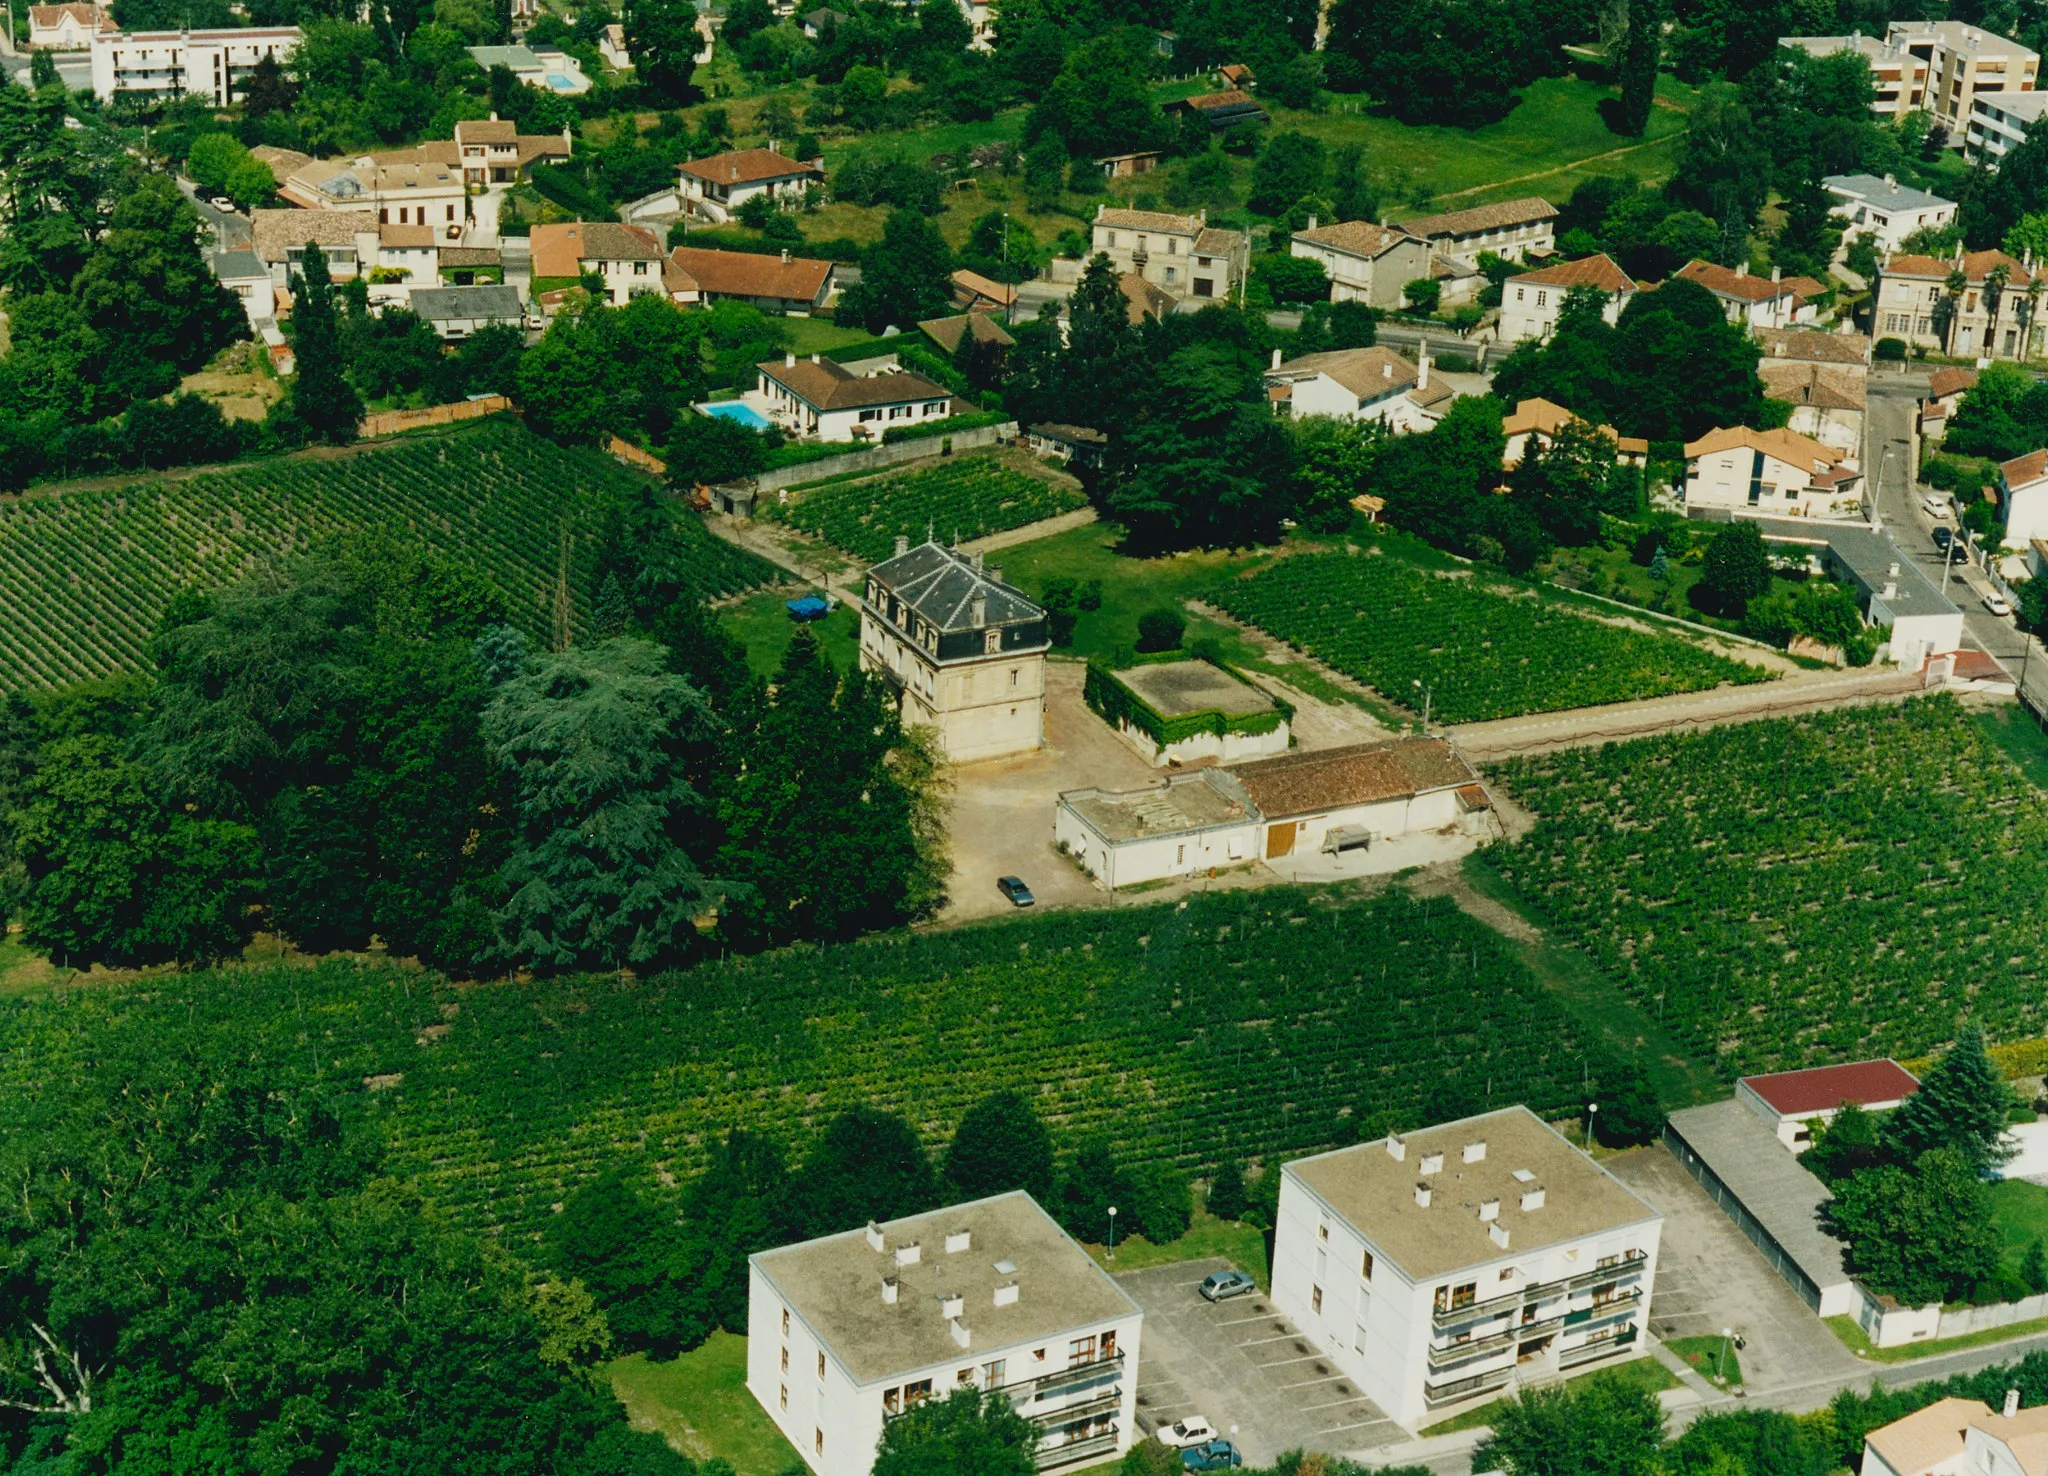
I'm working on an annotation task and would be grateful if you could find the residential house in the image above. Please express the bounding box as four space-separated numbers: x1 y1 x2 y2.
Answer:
210 247 274 328
1263 345 1456 432
1024 423 1107 468
1097 151 1164 179
958 0 994 48
756 353 955 442
439 245 503 285
1759 360 1866 455
664 246 835 311
466 43 590 92
1968 89 2048 159
1161 88 1268 130
1058 736 1489 888
2000 448 2048 548
1396 197 1556 265
1674 259 1827 328
919 312 1014 360
1756 326 1874 366
1272 1106 1661 1428
530 221 666 304
408 284 526 340
449 115 575 186
598 22 632 68
1288 218 1432 310
251 208 376 286
1682 426 1863 519
678 148 825 224
1922 365 1978 438
858 540 1049 762
1783 23 2039 132
1861 1395 2048 1476
1117 272 1176 323
1495 253 1636 341
89 25 299 103
799 7 848 37
1823 173 1958 251
26 3 112 48
1747 518 1964 666
747 1192 1142 1476
1501 399 1647 469
373 223 439 290
1875 248 2041 357
1737 1060 1920 1152
1088 205 1249 302
950 270 1018 314
275 153 467 240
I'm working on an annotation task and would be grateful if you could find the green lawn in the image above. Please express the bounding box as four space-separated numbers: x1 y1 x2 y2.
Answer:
1665 1334 1743 1388
607 1334 799 1475
777 316 878 356
1827 1310 2048 1363
0 934 71 998
1418 1352 1678 1435
1990 1179 2048 1281
1084 1208 1270 1286
720 588 863 677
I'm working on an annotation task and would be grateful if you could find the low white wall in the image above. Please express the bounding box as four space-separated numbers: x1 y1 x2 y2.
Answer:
1858 1291 1942 1347
2001 1120 2048 1179
752 422 1017 494
1114 717 1290 768
1938 1291 2048 1340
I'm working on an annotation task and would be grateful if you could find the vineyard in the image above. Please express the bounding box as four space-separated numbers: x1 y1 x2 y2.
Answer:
774 453 1087 562
0 420 777 695
1482 696 2048 1075
0 889 1611 1242
1207 549 1771 723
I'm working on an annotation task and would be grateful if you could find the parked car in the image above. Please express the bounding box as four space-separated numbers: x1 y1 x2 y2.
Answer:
1933 525 1954 553
1923 494 1953 519
1199 1269 1257 1302
1182 1441 1243 1471
996 875 1035 907
1158 1417 1218 1449
207 195 237 213
1985 591 2014 618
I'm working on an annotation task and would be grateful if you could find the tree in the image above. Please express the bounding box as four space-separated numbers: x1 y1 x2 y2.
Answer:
287 240 364 444
1027 33 1163 158
1695 522 1771 617
1053 1137 1132 1243
1248 131 1326 216
2026 1239 2048 1296
1136 608 1186 651
1803 1102 1889 1186
484 638 736 973
1206 1161 1247 1220
1611 0 1660 138
944 1091 1056 1202
545 1171 690 1353
796 1106 937 1236
1473 1373 1666 1476
1119 1441 1181 1476
1884 1024 2019 1174
1402 277 1440 313
624 0 701 103
667 411 770 484
1669 1408 1831 1476
873 1387 1037 1476
839 208 953 333
1254 253 1331 305
1824 1146 2000 1305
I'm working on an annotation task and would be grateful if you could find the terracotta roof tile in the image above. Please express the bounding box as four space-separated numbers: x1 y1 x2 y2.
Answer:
1095 206 1205 235
1759 362 1866 412
1511 252 1633 294
2003 449 2048 487
530 220 662 278
920 313 1015 354
1270 346 1418 400
1880 248 2035 284
1228 737 1479 821
1927 366 1979 398
1291 220 1422 259
1740 1059 1920 1116
665 245 832 302
1756 328 1872 365
1675 259 1805 303
679 148 823 186
251 208 374 264
757 356 951 412
1399 196 1556 239
1683 425 1839 471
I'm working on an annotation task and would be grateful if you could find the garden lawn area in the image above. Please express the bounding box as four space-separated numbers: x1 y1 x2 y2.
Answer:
1482 696 2048 1076
1827 1311 2048 1363
720 588 862 677
1418 1353 1678 1435
1665 1335 1742 1387
776 316 878 356
606 1334 798 1475
0 934 69 999
1990 1179 2048 1282
1207 544 1770 723
1083 1208 1270 1285
768 452 1085 562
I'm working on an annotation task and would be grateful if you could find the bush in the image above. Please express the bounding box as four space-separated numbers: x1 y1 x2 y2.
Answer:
1876 336 1908 361
1206 1160 1247 1220
1402 278 1441 313
1135 607 1186 652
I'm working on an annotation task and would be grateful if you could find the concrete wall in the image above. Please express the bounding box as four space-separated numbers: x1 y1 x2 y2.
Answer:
752 422 1017 494
359 396 513 440
1111 715 1290 768
1054 801 1256 889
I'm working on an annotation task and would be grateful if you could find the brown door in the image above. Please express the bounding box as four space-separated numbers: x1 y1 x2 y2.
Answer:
1266 823 1295 859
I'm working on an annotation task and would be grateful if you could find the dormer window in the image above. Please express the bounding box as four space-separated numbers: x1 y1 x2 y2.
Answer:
984 629 1001 654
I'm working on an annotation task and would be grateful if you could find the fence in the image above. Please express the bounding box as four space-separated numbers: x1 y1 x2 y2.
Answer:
608 437 667 475
360 397 513 439
748 422 1019 494
1936 1292 2048 1340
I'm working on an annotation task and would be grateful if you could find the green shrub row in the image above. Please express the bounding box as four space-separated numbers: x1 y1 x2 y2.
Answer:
1083 656 1293 748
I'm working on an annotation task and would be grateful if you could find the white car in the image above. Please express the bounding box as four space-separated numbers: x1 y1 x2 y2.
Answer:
207 195 237 213
1159 1417 1218 1448
1985 591 2014 618
1922 495 1953 519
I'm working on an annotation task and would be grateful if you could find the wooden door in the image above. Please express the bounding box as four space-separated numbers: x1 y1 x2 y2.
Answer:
1266 823 1295 859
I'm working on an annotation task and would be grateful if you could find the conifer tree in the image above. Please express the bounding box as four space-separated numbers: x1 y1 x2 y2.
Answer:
1885 1025 2019 1173
1613 0 1661 138
288 242 363 445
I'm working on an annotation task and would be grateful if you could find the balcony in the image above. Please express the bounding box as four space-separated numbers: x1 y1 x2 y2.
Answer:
1036 1431 1121 1470
1027 1351 1124 1401
1433 1255 1647 1330
1028 1391 1122 1426
1424 1367 1514 1407
1563 1289 1642 1328
1559 1326 1639 1369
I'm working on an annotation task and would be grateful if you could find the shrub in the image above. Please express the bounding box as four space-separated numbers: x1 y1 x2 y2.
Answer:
1876 336 1908 361
1135 607 1186 652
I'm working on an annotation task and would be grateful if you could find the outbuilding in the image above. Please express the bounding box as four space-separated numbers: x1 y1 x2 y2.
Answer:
1736 1059 1920 1152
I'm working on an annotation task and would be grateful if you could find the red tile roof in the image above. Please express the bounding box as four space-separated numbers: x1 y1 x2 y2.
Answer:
679 148 824 187
1928 367 1979 399
1739 1059 1919 1117
1675 259 1804 303
1881 248 2035 285
1512 252 1634 294
2003 449 2048 487
665 245 832 302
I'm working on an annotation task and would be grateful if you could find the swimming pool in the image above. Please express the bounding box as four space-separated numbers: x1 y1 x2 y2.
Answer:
697 401 772 431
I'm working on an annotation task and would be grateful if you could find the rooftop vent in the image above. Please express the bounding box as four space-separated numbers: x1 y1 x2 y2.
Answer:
2008 1389 2022 1418
945 1230 972 1255
1386 1135 1407 1162
939 1292 964 1320
994 1282 1020 1308
895 1242 922 1268
882 1276 899 1305
1489 1222 1510 1250
1512 1169 1535 1183
1415 1182 1433 1208
993 1259 1016 1275
1521 1188 1547 1212
949 1317 971 1348
865 1221 885 1252
1420 1152 1444 1175
1478 1198 1500 1223
1463 1141 1488 1164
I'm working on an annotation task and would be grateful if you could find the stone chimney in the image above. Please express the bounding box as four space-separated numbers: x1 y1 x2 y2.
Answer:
1885 172 1896 188
781 248 791 264
2008 1389 2022 1418
865 1220 885 1252
894 534 909 556
1271 346 1282 369
988 564 1003 585
1305 214 1318 231
882 1276 899 1304
972 595 987 626
785 351 796 367
1736 262 1749 277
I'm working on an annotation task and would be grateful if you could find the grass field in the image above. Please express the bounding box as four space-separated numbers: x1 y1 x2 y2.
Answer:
1827 1311 2048 1363
1482 696 2048 1075
1085 1206 1269 1285
1991 1180 2048 1282
607 1334 798 1474
720 587 862 676
1665 1334 1743 1388
0 421 778 695
767 452 1087 562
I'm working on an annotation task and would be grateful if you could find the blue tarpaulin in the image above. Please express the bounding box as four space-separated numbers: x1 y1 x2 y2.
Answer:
785 595 832 621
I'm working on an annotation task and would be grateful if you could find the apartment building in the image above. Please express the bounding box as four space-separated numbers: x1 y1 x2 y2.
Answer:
1395 197 1556 264
1822 173 1957 251
1873 248 2040 358
858 540 1048 762
1273 1107 1662 1428
1968 89 2048 159
1682 426 1863 520
1088 205 1249 302
1288 218 1432 309
1496 253 1637 341
88 25 300 104
748 1192 1142 1476
1781 33 1924 117
1783 23 2038 132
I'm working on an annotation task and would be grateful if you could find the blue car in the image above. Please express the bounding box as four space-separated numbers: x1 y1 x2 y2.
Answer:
1182 1441 1242 1471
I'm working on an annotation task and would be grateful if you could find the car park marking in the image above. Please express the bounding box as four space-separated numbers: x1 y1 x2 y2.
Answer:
1300 1394 1371 1411
1278 1373 1351 1389
1312 1419 1394 1436
1215 1313 1274 1326
1234 1333 1299 1346
1254 1352 1327 1367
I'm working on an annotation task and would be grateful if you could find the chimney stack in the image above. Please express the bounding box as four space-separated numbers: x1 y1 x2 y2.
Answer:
1736 262 1749 277
1772 265 1782 283
865 1221 885 1252
781 248 791 264
1271 346 1282 369
2008 1389 2023 1418
1386 1135 1407 1162
988 564 1003 585
882 1276 899 1304
1306 214 1318 231
949 1318 971 1348
1489 1222 1510 1250
1420 1151 1444 1175
994 1282 1020 1307
945 1230 972 1255
971 595 988 626
1478 1198 1500 1222
785 351 796 367
939 1293 965 1320
1414 1182 1433 1208
895 1242 921 1267
1520 1188 1546 1212
894 534 910 556
1463 1140 1488 1164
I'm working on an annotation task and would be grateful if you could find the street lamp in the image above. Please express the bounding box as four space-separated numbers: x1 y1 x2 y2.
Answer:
1717 1326 1733 1384
1587 1101 1599 1150
1106 1206 1118 1262
1412 678 1433 729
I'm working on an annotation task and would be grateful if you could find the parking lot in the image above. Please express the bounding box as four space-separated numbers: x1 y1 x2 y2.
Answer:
1115 1259 1406 1464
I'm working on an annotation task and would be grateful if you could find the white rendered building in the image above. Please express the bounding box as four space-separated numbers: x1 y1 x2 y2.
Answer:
1822 174 1957 252
1968 90 2048 159
1263 345 1455 432
1496 253 1636 343
754 353 954 443
1735 1059 1920 1153
858 540 1049 763
678 148 825 224
1273 1107 1662 1429
89 26 299 104
1681 426 1863 519
1288 218 1432 309
748 1192 1143 1476
1089 205 1250 302
27 3 113 48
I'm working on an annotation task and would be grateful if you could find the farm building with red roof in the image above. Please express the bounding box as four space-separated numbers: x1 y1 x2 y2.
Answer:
1736 1059 1919 1151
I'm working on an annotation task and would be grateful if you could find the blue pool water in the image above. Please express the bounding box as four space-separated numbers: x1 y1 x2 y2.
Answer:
697 401 771 430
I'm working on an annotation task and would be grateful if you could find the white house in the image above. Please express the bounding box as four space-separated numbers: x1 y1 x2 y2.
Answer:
1681 426 1863 519
2001 448 2048 548
250 208 376 286
408 284 525 340
748 1191 1143 1476
210 247 274 328
598 22 632 68
1822 173 1957 252
529 220 667 304
1968 90 2048 160
1501 398 1647 470
1748 520 1966 668
1288 218 1432 309
1088 205 1249 302
1758 360 1867 457
678 147 825 224
1055 736 1493 890
858 540 1048 763
1263 345 1456 432
1496 253 1636 342
1674 260 1827 329
1736 1059 1920 1152
89 25 300 103
1396 197 1556 264
372 222 439 293
465 42 590 92
1274 1107 1663 1429
1862 1395 2048 1476
276 153 469 241
755 354 954 443
26 3 112 48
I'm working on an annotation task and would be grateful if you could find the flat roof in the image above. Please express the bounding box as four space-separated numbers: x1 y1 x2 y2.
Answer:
751 1192 1140 1386
1285 1106 1660 1282
1740 1059 1919 1117
1746 517 1962 622
1666 1100 1853 1295
1823 173 1954 215
1060 769 1253 844
1113 660 1276 719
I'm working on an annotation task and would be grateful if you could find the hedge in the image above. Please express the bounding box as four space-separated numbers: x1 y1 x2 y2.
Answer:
1083 655 1293 748
881 409 1010 445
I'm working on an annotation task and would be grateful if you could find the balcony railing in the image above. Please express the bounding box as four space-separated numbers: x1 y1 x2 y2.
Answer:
1433 1254 1648 1330
1028 1391 1122 1427
1036 1431 1121 1470
1430 1291 1643 1369
1026 1351 1124 1401
1563 1290 1642 1328
1424 1367 1514 1407
1559 1326 1639 1368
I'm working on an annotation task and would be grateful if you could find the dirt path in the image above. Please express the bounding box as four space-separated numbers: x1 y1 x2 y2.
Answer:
1423 134 1680 205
